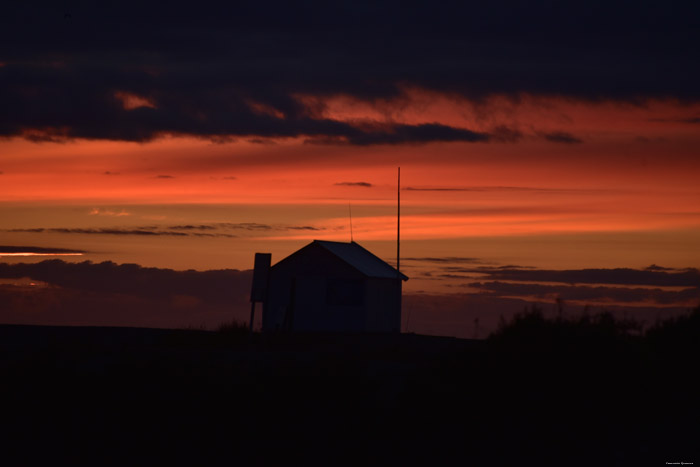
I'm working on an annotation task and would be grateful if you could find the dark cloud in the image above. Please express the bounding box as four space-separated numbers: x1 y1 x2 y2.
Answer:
402 186 588 193
7 228 44 233
169 225 218 231
303 123 490 146
215 222 322 231
0 245 86 254
404 187 473 192
645 264 675 272
9 228 189 237
468 281 700 306
403 257 484 264
650 117 700 124
155 175 174 179
351 123 489 145
2 1 696 143
5 222 322 237
286 226 322 231
488 125 523 143
0 260 248 304
0 260 252 328
495 265 537 270
103 171 119 175
335 182 373 188
438 274 477 280
540 131 583 144
412 260 700 308
457 266 700 288
22 133 68 143
218 223 271 231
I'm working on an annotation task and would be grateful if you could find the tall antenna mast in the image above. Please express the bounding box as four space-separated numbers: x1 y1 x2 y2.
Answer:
349 202 354 243
396 166 402 333
397 166 400 274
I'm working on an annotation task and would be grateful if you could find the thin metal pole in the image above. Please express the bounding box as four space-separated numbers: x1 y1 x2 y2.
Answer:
397 167 400 274
397 166 402 333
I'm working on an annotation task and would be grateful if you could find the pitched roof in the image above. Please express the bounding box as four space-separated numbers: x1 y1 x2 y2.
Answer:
313 240 408 281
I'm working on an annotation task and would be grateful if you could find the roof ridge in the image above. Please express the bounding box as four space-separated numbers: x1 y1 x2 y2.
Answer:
313 240 408 281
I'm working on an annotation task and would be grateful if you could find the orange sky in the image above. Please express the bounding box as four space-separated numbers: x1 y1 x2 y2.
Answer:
1 95 700 287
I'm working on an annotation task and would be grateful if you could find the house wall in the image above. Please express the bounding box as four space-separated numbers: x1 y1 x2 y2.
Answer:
365 278 402 333
293 275 365 332
263 244 366 332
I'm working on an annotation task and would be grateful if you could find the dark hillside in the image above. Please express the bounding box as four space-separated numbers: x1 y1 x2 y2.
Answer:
1 311 697 466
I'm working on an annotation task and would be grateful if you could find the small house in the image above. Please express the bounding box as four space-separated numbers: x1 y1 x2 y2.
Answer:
262 240 408 333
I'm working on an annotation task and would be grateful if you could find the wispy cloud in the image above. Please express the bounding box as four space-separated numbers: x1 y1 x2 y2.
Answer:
286 226 322 231
0 259 252 310
405 256 700 310
5 222 324 238
645 264 676 271
9 228 191 237
404 187 481 192
155 175 175 179
403 186 587 193
540 131 583 144
334 182 373 188
403 256 485 264
468 280 699 306
168 225 218 231
650 117 700 124
0 245 86 255
468 266 700 287
89 208 131 217
303 122 491 146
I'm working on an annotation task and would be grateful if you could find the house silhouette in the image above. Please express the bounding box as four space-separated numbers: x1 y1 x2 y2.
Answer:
261 240 408 333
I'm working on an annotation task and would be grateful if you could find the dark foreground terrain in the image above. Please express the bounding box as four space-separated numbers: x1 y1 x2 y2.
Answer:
1 310 698 466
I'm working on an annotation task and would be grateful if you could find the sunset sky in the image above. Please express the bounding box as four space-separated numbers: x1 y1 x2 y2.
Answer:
1 1 699 334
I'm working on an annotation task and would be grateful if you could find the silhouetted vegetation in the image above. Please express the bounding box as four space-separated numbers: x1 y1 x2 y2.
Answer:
646 305 700 345
490 302 699 348
490 304 643 342
216 319 249 336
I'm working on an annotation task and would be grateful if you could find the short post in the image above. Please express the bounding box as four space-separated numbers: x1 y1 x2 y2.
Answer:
249 302 257 333
249 253 271 333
